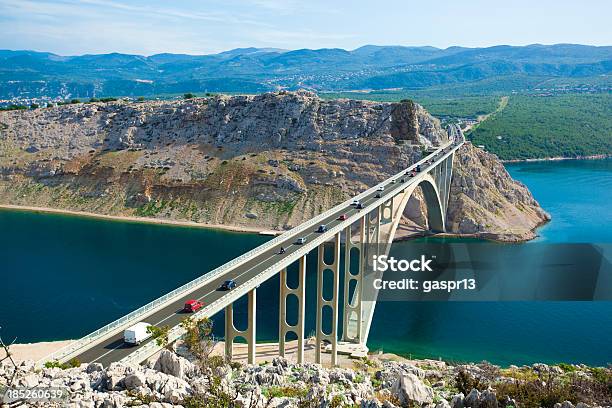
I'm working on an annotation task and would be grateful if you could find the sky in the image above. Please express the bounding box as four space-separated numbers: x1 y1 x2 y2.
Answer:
0 0 610 55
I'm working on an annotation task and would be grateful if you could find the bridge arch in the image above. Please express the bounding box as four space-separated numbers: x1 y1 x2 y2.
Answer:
359 157 453 345
380 172 446 246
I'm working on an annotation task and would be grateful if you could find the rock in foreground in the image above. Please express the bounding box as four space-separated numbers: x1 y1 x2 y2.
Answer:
1 349 610 407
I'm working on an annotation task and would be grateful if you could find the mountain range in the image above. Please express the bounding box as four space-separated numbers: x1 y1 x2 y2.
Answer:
1 44 610 99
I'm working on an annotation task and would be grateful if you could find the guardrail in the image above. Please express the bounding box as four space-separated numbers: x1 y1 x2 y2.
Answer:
42 136 463 365
120 138 465 365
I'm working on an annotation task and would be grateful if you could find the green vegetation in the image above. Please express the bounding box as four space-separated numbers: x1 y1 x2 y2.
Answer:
147 324 170 347
557 363 578 373
135 199 169 217
468 94 612 160
262 385 308 399
44 357 81 369
0 104 28 111
455 364 612 407
180 316 216 362
184 93 196 99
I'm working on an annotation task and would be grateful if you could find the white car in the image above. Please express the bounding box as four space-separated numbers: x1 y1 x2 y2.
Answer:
124 322 152 346
377 186 384 191
295 237 307 245
351 199 360 206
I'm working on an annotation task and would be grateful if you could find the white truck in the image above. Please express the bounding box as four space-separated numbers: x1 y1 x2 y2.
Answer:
123 322 152 346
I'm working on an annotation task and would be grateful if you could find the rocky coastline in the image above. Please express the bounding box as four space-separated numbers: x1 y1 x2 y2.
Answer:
501 154 612 163
1 347 610 408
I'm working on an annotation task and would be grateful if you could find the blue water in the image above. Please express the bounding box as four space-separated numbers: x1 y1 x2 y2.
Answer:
506 158 612 243
365 159 612 366
0 159 610 366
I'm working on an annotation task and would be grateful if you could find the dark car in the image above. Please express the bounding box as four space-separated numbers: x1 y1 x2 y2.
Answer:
416 165 421 172
316 224 327 233
356 203 365 209
375 193 382 198
338 214 348 221
220 280 237 290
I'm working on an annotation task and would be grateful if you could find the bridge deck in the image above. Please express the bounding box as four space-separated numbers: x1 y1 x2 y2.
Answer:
74 180 386 365
66 138 464 366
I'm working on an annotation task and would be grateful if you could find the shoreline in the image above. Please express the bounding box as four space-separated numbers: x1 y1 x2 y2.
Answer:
0 203 543 243
2 338 444 370
0 204 280 236
501 153 612 163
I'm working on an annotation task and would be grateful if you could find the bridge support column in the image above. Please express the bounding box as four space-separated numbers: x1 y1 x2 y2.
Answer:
315 231 340 366
224 288 257 364
443 154 454 214
279 255 306 363
381 198 393 224
342 216 365 343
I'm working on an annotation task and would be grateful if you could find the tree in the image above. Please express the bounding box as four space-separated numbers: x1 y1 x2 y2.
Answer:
184 93 196 99
70 99 80 104
30 103 39 109
137 96 145 102
147 325 170 348
180 316 216 362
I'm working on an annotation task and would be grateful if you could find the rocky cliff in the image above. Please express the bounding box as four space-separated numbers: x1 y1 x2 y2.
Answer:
0 91 548 241
445 143 550 241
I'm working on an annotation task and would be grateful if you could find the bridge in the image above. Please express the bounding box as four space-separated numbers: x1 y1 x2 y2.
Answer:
40 129 464 367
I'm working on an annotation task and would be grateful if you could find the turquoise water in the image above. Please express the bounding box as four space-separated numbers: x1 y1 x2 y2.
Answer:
0 159 610 366
366 159 612 366
505 158 612 243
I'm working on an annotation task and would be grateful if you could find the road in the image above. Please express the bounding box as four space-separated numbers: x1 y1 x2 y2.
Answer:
73 142 461 366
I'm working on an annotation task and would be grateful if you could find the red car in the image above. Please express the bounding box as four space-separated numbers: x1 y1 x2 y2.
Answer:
184 299 204 313
338 214 348 221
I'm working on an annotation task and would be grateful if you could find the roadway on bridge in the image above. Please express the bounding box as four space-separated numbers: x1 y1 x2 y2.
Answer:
72 144 458 366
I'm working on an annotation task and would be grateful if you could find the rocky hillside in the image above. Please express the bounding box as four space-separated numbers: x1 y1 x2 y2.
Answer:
0 91 547 241
445 143 550 241
1 348 610 407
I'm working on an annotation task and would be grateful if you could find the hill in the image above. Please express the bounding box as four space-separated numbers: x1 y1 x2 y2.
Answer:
0 92 548 241
467 94 612 160
0 44 610 99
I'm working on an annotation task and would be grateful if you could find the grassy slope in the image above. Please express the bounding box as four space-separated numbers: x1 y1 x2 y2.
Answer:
467 94 612 160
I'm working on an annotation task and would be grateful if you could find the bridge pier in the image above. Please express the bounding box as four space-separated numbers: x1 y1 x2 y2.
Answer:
224 288 257 364
381 198 393 224
442 154 454 214
315 231 341 366
342 217 365 343
278 255 306 363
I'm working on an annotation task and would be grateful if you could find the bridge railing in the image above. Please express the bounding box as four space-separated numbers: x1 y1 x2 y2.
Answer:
41 136 464 365
120 138 466 365
120 139 465 364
